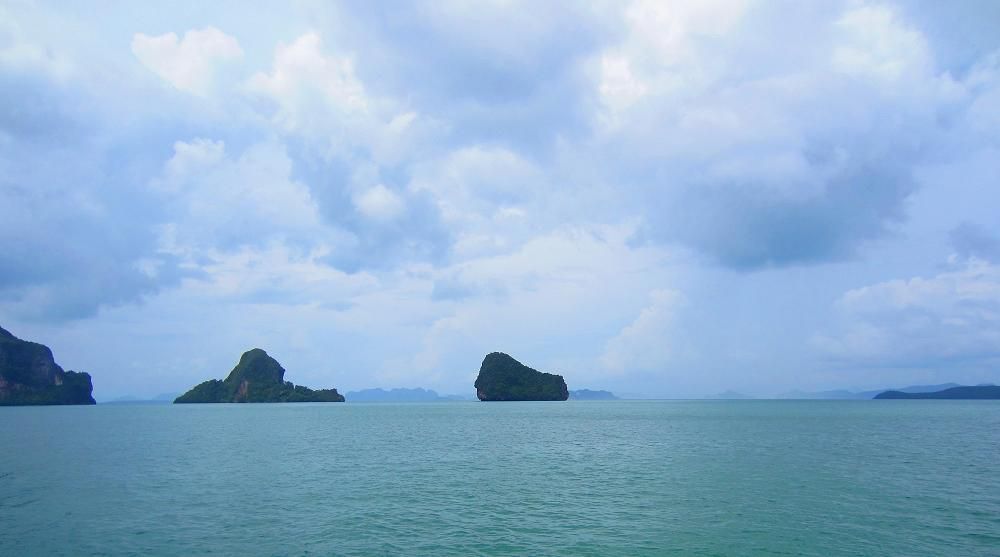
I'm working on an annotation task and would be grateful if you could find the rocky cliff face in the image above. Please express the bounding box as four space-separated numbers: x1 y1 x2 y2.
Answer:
474 352 569 401
0 326 96 406
174 348 345 403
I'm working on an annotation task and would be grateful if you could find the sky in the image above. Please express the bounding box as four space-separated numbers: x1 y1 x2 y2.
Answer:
2 0 1000 400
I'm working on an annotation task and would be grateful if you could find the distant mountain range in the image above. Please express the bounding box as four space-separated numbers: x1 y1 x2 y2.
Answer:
346 386 622 402
99 383 999 404
777 383 963 400
345 388 472 402
102 393 178 404
706 383 1000 400
709 390 756 400
568 389 618 400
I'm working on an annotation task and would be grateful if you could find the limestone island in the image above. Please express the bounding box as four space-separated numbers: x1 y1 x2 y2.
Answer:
0 325 95 406
175 348 344 403
474 352 569 401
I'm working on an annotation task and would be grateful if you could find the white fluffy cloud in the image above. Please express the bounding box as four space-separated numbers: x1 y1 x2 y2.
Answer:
151 138 327 253
245 31 439 167
601 289 684 374
815 259 1000 373
353 184 405 222
247 32 367 131
597 0 748 119
408 146 543 229
131 27 243 95
832 4 933 83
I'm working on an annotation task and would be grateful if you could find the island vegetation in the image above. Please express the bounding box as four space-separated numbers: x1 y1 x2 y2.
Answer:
474 352 569 401
175 348 344 403
0 326 95 406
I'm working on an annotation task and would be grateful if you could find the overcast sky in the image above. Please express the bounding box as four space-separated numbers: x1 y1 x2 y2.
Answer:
3 0 1000 399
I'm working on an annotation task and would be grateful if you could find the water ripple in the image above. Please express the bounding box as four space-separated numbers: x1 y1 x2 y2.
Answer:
0 401 998 556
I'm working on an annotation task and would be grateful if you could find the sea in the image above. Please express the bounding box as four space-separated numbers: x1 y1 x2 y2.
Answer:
1 400 998 556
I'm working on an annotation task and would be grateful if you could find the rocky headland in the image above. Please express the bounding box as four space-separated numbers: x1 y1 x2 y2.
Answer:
175 348 344 403
874 385 1000 399
0 326 95 406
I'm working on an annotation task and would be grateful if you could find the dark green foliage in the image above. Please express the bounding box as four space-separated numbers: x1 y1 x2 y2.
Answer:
1 370 96 406
0 325 96 406
173 380 228 403
474 352 568 401
174 348 344 403
874 386 1000 399
223 348 284 384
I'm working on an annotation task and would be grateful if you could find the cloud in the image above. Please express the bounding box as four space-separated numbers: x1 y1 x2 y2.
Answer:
0 54 189 321
814 260 1000 371
244 32 450 272
353 184 404 222
950 222 1000 262
831 4 932 82
131 27 243 96
291 156 449 273
245 32 442 166
247 32 367 135
601 289 683 374
588 1 974 269
0 21 74 80
402 144 607 264
963 52 1000 138
327 1 610 151
892 0 1000 71
407 146 543 232
595 0 750 120
151 138 326 252
172 241 375 307
0 154 185 320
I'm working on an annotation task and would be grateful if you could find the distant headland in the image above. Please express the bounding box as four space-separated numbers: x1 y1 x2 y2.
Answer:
0 326 95 406
175 348 344 403
569 389 618 400
474 352 569 401
874 385 1000 399
346 388 471 402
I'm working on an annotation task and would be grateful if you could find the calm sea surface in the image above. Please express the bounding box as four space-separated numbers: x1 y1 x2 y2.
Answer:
1 400 998 556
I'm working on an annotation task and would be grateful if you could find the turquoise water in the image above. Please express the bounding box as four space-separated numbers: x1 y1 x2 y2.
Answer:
1 401 998 556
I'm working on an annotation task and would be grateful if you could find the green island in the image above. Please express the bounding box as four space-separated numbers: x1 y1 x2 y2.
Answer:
175 348 344 403
474 352 569 401
0 326 95 406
